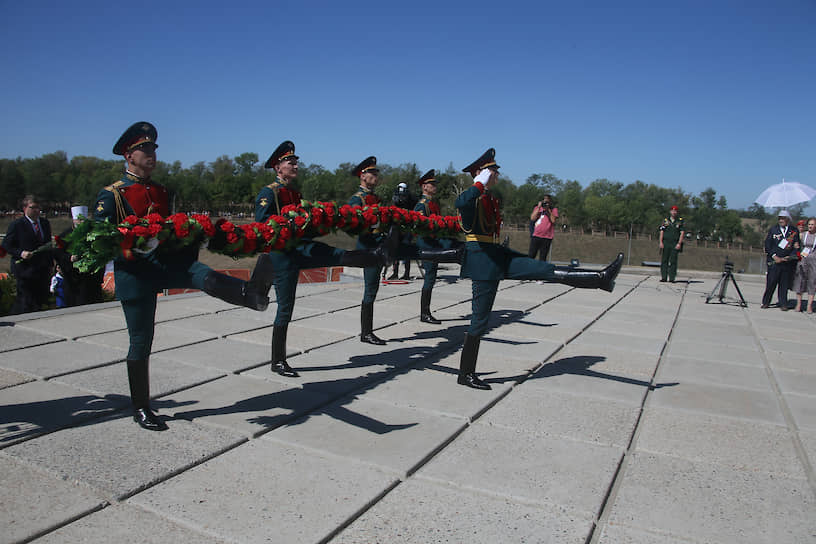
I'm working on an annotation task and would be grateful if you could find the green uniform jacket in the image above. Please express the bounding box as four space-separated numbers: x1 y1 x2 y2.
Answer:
456 182 521 280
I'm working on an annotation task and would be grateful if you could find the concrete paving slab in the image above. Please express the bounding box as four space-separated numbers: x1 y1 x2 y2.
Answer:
129 440 398 544
241 349 398 397
475 334 563 367
332 478 594 544
481 387 641 448
571 329 666 356
95 301 207 324
785 392 816 431
0 323 63 353
292 307 391 335
761 337 814 357
159 313 271 338
415 421 624 517
163 375 333 437
774 368 816 397
209 306 276 324
158 338 271 373
52 357 226 400
648 380 785 425
664 339 765 366
751 324 810 343
374 319 467 349
525 356 653 405
0 453 106 544
0 367 34 389
358 362 511 421
601 307 677 329
606 451 815 544
224 325 278 346
590 318 672 340
0 381 121 447
800 429 816 468
428 349 549 388
555 344 662 380
656 356 773 392
14 312 127 339
0 340 126 379
597 523 703 544
764 351 814 373
76 324 217 354
3 414 245 499
267 395 467 476
635 407 805 479
32 503 228 544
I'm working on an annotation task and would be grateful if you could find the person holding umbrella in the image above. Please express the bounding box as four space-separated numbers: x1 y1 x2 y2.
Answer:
761 210 801 310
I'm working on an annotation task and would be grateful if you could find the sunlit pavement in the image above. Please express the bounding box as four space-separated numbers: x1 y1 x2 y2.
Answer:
1 268 814 544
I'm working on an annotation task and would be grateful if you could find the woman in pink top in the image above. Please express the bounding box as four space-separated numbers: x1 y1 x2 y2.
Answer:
529 194 559 261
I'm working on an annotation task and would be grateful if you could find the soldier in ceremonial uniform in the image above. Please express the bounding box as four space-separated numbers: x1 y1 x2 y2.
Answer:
659 205 685 283
254 141 392 376
349 157 461 344
95 122 272 430
414 169 460 324
456 148 624 390
349 156 390 345
761 209 801 310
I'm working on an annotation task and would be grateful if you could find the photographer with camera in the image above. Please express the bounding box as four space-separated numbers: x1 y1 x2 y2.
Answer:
387 182 416 280
529 194 558 262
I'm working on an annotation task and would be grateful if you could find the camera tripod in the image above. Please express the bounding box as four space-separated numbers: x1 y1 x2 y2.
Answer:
706 261 747 307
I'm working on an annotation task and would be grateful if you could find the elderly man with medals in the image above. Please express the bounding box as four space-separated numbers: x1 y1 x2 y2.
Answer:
455 148 624 390
761 209 801 310
253 142 393 376
94 122 272 430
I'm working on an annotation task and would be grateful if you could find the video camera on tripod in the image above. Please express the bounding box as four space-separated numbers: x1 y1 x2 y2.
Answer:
706 257 747 307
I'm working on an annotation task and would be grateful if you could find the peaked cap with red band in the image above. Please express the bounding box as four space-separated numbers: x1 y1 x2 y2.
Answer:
352 156 379 177
418 169 437 185
461 148 499 176
264 140 299 169
113 122 158 156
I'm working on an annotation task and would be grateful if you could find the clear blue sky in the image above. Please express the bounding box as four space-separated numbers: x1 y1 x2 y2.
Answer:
1 0 814 211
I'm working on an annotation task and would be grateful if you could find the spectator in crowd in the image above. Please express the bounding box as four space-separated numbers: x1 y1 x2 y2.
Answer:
2 195 53 314
793 217 816 313
50 264 66 308
528 195 558 262
761 210 800 310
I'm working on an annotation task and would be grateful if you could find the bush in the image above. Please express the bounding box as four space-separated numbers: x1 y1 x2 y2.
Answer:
0 275 16 316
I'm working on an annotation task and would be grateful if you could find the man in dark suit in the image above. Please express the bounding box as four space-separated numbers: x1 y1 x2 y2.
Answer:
2 195 53 314
761 210 801 310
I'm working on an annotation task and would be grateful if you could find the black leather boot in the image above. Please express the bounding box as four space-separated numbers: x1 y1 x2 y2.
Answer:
127 359 167 431
400 261 411 280
202 271 269 311
271 324 299 377
360 302 386 345
457 333 490 390
420 289 441 324
551 252 624 292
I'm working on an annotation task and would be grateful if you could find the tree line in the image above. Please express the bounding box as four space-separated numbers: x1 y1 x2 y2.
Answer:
0 151 786 246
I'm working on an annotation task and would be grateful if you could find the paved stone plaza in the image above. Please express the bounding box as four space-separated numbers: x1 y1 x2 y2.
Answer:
1 268 815 543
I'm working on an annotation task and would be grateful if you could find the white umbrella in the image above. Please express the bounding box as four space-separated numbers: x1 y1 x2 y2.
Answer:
754 179 816 209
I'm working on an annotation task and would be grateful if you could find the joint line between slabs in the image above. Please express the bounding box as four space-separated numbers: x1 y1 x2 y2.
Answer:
585 276 687 544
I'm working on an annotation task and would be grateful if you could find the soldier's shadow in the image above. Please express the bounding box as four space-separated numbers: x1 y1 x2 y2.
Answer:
0 393 196 445
485 355 679 390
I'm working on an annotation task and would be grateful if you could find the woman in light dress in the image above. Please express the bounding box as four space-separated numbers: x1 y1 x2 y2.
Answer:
793 217 816 313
